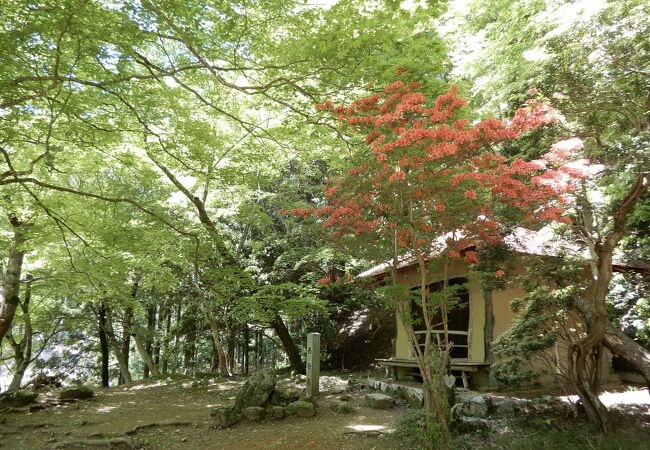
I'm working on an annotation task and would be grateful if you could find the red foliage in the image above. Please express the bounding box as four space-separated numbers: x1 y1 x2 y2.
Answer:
303 82 591 266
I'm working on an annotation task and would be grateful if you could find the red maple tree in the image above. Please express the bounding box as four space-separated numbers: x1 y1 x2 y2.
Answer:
299 80 590 445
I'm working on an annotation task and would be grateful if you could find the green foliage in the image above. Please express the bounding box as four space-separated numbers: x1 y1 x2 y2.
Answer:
492 256 585 385
394 410 445 450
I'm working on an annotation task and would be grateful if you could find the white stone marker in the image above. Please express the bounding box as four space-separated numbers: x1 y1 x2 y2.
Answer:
306 332 320 398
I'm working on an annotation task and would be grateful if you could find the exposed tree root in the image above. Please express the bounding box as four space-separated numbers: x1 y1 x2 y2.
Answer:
125 419 192 435
52 437 135 449
343 430 384 436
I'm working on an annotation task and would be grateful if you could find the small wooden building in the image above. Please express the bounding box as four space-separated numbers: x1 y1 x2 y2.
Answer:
359 228 647 387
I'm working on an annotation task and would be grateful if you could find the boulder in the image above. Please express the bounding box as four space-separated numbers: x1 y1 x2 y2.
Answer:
272 406 286 419
454 416 490 434
30 373 62 389
286 400 316 418
234 369 276 410
59 386 94 401
242 406 266 421
467 395 492 418
270 385 301 406
329 400 354 414
399 386 424 407
495 398 529 417
0 390 38 408
211 406 242 428
364 393 394 409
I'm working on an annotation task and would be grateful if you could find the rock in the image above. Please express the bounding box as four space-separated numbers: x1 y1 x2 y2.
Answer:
293 374 307 383
495 399 515 416
467 395 492 418
495 398 529 416
235 370 276 410
347 378 364 390
364 393 394 409
30 373 62 389
28 403 46 413
272 406 285 419
444 375 456 405
59 386 94 400
0 390 38 407
211 406 241 428
329 400 354 414
454 416 490 433
286 400 316 418
270 385 301 406
398 386 424 407
242 406 266 421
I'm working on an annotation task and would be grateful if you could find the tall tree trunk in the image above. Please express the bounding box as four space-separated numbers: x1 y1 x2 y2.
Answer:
153 305 162 368
227 330 236 374
271 314 305 374
132 329 160 377
119 306 133 385
184 320 196 372
143 305 156 378
255 329 261 370
97 303 110 387
568 172 648 434
210 341 219 373
0 216 28 344
242 324 249 375
202 299 230 377
104 308 132 384
6 274 33 392
162 304 172 373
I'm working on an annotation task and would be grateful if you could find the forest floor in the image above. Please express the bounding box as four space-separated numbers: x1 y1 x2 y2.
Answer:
1 373 649 449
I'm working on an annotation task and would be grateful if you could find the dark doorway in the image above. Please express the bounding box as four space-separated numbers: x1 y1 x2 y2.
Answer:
411 277 470 360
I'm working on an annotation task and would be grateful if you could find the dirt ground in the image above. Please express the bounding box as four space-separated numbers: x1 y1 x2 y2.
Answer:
2 375 649 450
0 375 408 450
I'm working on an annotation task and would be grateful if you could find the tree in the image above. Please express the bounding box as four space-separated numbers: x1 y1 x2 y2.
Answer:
445 0 650 432
306 78 582 447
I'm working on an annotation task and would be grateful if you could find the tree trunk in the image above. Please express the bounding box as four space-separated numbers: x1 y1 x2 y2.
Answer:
271 314 305 374
567 173 648 434
104 308 132 384
202 299 230 377
6 275 33 392
183 318 196 372
162 305 172 373
132 330 160 377
210 341 219 373
0 217 27 344
119 306 133 385
153 305 162 368
575 298 650 387
98 303 110 387
242 324 249 375
227 330 236 374
143 305 156 378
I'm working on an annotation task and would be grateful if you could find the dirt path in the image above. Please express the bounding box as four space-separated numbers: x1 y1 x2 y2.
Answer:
0 377 408 449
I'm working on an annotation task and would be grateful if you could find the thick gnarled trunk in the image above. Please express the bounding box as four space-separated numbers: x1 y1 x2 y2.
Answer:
569 172 649 434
